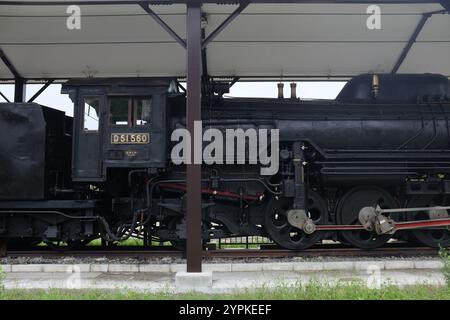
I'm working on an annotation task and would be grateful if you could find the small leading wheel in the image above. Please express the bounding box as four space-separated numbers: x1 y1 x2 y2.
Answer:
407 195 450 248
167 217 208 250
166 217 186 250
337 186 398 249
264 190 327 250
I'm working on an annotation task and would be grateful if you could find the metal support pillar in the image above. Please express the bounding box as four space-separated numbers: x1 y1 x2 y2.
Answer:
138 0 204 272
14 78 26 103
186 2 203 273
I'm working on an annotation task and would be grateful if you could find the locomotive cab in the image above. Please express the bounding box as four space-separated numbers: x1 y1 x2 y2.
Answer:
62 78 172 182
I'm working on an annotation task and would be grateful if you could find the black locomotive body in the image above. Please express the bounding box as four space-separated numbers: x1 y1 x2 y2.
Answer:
1 73 450 250
0 104 71 200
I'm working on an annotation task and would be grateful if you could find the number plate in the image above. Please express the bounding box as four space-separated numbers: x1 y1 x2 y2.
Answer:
111 133 149 144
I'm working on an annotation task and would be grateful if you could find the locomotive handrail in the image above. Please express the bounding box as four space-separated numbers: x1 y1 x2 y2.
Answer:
397 117 425 149
423 117 438 149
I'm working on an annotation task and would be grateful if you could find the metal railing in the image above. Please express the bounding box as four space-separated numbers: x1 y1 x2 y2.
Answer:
212 236 273 249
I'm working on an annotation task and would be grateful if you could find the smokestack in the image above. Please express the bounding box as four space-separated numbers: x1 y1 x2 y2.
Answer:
277 83 284 99
372 74 380 98
290 82 297 99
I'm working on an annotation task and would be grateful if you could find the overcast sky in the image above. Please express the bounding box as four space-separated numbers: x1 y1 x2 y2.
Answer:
0 82 346 116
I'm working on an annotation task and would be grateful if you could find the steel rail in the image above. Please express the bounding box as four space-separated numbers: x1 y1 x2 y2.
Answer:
2 246 442 258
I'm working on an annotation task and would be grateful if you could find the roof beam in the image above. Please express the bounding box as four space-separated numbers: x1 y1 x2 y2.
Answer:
27 79 54 103
0 48 22 79
176 80 186 92
139 2 187 49
0 48 27 102
202 2 249 48
230 76 240 87
440 0 450 11
391 13 431 73
0 91 10 103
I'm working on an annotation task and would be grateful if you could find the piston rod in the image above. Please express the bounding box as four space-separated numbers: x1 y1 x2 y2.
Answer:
289 205 450 234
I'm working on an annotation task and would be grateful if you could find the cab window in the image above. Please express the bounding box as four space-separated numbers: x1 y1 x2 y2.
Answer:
135 98 152 126
110 98 130 126
109 97 151 127
83 97 100 132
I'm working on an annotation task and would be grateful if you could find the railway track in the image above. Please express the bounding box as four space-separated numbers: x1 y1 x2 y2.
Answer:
1 244 442 259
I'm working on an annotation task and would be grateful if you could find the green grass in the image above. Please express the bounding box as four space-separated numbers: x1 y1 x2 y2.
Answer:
86 238 146 247
1 283 450 300
0 266 4 292
439 246 450 287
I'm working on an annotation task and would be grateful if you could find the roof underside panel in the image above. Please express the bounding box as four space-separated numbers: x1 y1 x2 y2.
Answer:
207 43 406 77
0 3 448 80
400 43 450 73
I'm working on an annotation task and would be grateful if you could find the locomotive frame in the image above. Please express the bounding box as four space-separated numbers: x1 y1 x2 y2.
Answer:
2 74 450 254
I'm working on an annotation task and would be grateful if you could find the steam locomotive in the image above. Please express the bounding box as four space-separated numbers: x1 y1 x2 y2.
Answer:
1 73 450 250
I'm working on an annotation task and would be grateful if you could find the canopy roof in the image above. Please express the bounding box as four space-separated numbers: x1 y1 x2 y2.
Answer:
0 0 449 81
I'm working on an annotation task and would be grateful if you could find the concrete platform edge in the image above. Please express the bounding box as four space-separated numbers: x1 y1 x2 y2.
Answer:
0 259 443 273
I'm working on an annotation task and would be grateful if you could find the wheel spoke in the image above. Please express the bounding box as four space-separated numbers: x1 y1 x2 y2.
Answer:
265 191 326 250
408 195 450 248
275 223 290 233
337 187 395 249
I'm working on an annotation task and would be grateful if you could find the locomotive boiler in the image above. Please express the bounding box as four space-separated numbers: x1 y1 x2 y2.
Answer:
1 73 450 251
